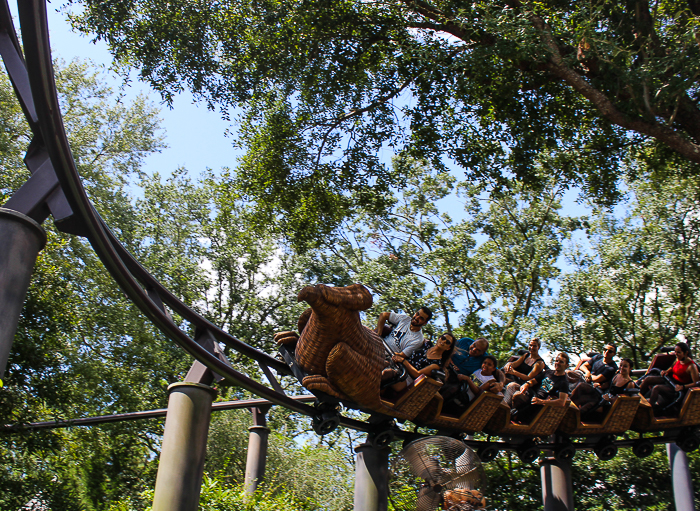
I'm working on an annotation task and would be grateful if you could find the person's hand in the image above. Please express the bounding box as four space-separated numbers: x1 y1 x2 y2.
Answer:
661 369 670 377
593 382 601 389
675 384 684 392
392 354 405 364
520 383 529 393
585 374 592 383
531 397 544 405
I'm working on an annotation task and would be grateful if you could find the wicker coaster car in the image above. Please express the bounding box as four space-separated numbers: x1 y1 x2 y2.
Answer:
276 284 442 421
631 351 700 432
558 395 641 436
413 391 504 433
482 399 571 437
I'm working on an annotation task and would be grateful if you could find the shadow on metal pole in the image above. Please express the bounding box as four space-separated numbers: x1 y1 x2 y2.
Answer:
152 382 217 511
244 405 271 496
354 440 389 511
541 454 574 511
667 443 696 511
0 208 46 382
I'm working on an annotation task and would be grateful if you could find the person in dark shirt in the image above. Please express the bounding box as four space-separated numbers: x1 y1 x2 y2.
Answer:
384 332 456 393
570 344 618 413
511 352 570 423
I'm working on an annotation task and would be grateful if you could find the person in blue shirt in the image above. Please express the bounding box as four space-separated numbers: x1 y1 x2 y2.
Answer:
449 336 505 391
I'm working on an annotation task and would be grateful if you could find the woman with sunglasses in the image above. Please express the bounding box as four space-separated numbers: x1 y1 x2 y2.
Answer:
387 332 456 393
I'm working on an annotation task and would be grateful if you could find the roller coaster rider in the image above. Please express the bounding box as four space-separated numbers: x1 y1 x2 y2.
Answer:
639 342 700 414
377 307 433 381
569 344 618 414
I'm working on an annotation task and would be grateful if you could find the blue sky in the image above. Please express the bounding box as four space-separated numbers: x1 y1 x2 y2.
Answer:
5 3 603 340
15 3 243 178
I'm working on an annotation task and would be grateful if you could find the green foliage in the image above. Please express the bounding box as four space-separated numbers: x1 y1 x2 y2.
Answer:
68 0 700 246
540 169 700 365
205 409 354 511
303 158 576 359
108 475 315 511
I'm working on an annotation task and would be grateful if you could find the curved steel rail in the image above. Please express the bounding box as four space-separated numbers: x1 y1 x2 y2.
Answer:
3 0 375 433
2 1 699 456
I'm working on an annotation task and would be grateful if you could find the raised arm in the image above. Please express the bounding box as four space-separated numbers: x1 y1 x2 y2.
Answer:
375 312 390 336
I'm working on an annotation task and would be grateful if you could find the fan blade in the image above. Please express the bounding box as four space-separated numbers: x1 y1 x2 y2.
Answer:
404 452 443 485
415 487 442 511
442 466 484 491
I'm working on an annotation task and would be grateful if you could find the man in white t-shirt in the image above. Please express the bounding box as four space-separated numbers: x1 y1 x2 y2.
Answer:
375 307 432 367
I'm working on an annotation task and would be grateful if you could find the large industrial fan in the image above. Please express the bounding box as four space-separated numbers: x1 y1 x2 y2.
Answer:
389 436 488 511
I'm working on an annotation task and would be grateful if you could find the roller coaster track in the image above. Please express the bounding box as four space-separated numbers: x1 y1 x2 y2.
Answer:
1 0 698 459
0 0 372 435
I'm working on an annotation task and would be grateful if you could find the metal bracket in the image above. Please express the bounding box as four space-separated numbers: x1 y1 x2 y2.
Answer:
185 328 233 385
258 361 286 395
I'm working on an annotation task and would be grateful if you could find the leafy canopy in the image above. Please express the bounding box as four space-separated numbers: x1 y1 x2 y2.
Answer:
68 0 700 245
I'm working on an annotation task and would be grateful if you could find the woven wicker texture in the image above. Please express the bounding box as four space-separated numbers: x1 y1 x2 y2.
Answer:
484 400 570 437
326 341 385 409
274 331 299 346
290 283 441 419
391 376 443 419
417 392 503 432
295 284 376 375
301 374 348 400
633 388 700 432
558 395 640 435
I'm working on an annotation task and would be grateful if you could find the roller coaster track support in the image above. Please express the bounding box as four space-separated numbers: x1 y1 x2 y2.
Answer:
0 209 46 381
667 443 696 511
540 456 574 511
152 382 217 511
353 439 390 511
244 405 272 496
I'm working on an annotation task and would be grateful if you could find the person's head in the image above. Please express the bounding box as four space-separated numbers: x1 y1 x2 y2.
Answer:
469 337 489 357
437 332 457 367
603 344 617 359
554 352 569 373
481 355 498 376
674 342 690 361
619 358 633 375
410 307 432 328
528 338 541 353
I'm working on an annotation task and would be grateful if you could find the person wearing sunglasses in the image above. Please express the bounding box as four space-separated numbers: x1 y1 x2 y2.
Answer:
386 332 456 393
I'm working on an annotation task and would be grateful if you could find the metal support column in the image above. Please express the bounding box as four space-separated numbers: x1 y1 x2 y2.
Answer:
353 440 389 511
540 455 574 511
667 443 696 511
152 382 217 511
0 208 46 381
244 405 271 496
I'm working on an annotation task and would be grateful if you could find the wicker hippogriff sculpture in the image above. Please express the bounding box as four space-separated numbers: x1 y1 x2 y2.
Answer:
275 283 441 419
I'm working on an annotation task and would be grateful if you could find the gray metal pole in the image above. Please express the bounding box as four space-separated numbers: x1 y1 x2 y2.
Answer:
540 455 574 511
152 382 217 511
0 208 46 382
353 441 389 511
244 406 271 496
667 443 696 511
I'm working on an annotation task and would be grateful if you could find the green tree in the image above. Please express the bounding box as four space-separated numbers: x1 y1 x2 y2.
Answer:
540 170 700 365
300 158 576 358
68 0 700 245
0 59 170 510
